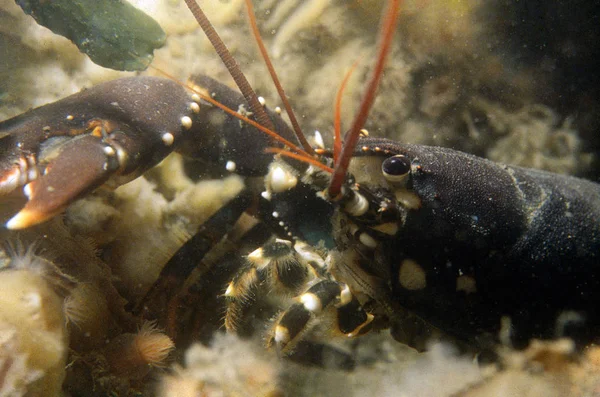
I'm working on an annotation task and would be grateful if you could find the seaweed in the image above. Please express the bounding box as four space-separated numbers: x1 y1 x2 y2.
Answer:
16 0 165 71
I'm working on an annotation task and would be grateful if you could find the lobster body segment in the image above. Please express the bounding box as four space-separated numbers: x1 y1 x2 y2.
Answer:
332 137 600 347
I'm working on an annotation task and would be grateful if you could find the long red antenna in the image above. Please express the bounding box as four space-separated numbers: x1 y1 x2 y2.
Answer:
244 0 315 156
265 148 333 174
333 61 359 165
328 0 401 198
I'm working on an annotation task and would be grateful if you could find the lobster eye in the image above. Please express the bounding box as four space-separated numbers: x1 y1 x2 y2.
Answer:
382 155 411 183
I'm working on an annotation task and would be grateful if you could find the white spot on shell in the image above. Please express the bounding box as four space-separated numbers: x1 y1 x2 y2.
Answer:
190 102 200 113
398 259 427 290
370 222 399 235
395 189 422 210
456 275 477 294
261 191 272 201
340 285 352 305
268 165 297 193
275 106 282 114
274 325 290 345
103 146 116 156
301 293 322 313
161 132 175 146
359 232 378 249
181 116 193 130
66 114 74 121
258 96 266 106
225 161 236 172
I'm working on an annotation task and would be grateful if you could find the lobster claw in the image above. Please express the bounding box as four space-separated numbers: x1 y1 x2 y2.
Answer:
0 76 207 229
6 135 119 229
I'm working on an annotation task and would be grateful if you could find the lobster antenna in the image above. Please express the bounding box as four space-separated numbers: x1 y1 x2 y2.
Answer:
328 0 401 198
265 148 333 174
244 0 315 156
183 0 275 132
149 65 311 157
333 61 359 165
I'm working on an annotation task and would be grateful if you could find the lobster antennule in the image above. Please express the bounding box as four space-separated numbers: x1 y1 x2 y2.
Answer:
244 0 315 156
328 0 401 198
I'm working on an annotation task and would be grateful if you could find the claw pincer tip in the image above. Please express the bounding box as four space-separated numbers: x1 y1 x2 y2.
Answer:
6 208 46 230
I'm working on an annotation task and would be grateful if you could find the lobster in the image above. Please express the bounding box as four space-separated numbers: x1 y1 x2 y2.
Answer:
1 0 599 360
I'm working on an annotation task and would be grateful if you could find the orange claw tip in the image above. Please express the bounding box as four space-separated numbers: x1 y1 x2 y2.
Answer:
5 207 55 230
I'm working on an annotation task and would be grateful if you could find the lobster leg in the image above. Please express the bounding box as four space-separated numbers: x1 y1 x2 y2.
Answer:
267 279 374 353
134 189 253 318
